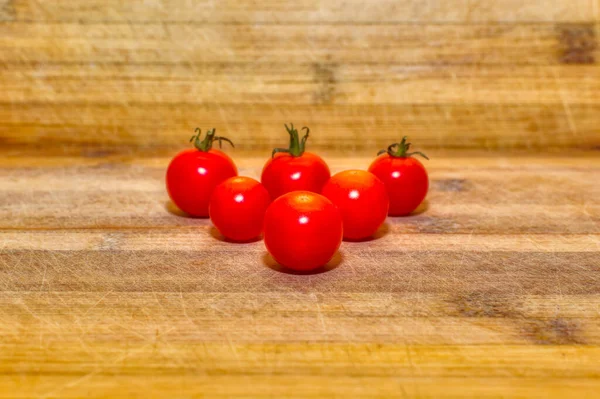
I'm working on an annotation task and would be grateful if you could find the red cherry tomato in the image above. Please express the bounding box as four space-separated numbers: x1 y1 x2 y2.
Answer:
261 124 330 199
166 128 237 217
209 176 271 242
322 170 389 240
368 137 429 216
264 191 343 271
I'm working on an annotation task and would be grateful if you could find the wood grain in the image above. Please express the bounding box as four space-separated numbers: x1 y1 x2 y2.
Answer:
0 154 599 397
2 0 600 397
10 0 600 23
2 62 600 151
1 2 600 152
1 23 595 65
5 63 600 105
3 103 600 152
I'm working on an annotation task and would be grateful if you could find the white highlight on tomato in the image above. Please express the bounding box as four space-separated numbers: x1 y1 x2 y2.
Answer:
299 216 309 224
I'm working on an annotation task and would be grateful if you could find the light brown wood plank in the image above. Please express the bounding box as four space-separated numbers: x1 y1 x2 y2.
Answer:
0 22 590 66
0 343 598 378
3 64 599 106
1 205 597 233
1 231 598 252
2 103 600 152
2 292 600 322
0 158 600 231
1 375 599 399
0 157 598 232
2 249 598 294
7 289 599 345
1 152 598 168
11 0 600 23
2 253 597 366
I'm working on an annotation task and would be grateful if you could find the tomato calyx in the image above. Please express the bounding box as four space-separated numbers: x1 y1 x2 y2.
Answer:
190 128 235 152
271 123 310 158
377 136 429 160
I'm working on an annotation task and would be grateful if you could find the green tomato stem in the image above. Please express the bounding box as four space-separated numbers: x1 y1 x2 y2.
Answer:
271 123 310 158
377 136 429 160
190 128 235 152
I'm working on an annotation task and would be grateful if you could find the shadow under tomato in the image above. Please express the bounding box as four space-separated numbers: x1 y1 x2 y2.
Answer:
387 199 430 219
209 226 263 244
409 199 429 216
164 200 207 219
262 251 343 275
343 222 390 243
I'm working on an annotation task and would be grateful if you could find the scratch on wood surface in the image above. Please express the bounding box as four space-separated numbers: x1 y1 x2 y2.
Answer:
552 68 579 137
40 326 177 398
0 0 14 21
313 293 328 334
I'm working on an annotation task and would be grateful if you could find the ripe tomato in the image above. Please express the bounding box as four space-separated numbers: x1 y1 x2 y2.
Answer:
368 137 429 216
263 191 343 271
209 176 271 242
322 170 389 240
261 124 330 199
166 128 237 217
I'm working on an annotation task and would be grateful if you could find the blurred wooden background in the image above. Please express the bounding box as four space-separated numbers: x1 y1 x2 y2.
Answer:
1 0 599 154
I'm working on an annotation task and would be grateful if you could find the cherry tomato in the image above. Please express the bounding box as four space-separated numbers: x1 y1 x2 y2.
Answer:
263 191 343 271
166 128 237 217
209 176 271 242
261 124 330 199
368 137 429 216
321 170 389 240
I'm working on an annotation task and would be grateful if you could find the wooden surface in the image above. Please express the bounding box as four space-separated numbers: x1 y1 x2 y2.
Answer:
2 0 600 397
0 152 599 398
1 0 600 152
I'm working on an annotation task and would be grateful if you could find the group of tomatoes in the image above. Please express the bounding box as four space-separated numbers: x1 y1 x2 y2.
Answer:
166 124 429 271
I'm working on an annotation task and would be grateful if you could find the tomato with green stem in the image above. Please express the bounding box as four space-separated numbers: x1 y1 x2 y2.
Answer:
209 176 271 242
261 124 330 199
263 191 343 271
166 128 237 217
368 137 429 216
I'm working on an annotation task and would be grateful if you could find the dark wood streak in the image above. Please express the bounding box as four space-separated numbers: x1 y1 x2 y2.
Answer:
0 0 14 21
524 318 586 345
450 293 588 344
558 24 597 64
450 292 515 318
313 63 337 104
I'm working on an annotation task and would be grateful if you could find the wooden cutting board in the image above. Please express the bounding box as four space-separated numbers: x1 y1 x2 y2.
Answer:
1 152 599 398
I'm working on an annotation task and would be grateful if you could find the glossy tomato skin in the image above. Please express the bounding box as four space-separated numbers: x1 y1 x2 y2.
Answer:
166 149 237 217
321 170 389 240
263 191 343 271
368 155 428 216
209 177 271 242
261 152 330 200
